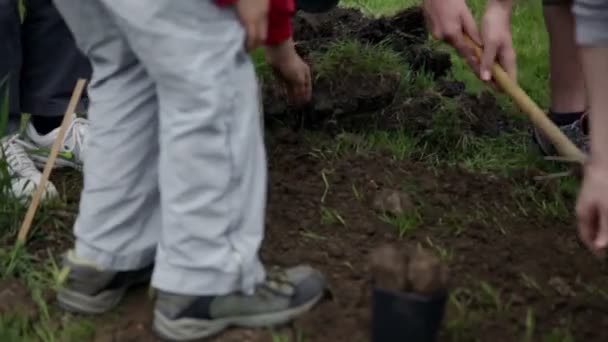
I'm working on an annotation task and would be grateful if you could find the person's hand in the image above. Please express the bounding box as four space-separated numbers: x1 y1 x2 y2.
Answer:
235 0 270 51
479 0 517 82
576 162 608 257
423 0 482 72
266 38 312 104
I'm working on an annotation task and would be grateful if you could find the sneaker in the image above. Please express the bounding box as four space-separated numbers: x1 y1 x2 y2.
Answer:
532 114 589 156
21 115 89 170
0 134 58 203
153 265 327 341
57 250 153 314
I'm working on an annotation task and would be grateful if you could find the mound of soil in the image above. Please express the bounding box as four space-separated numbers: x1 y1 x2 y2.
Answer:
264 7 519 140
292 7 444 75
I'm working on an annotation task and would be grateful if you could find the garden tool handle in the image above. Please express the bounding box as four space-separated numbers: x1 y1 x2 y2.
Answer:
463 34 588 164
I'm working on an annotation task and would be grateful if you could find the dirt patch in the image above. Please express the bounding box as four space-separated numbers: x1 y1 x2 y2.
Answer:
23 134 608 342
256 138 608 342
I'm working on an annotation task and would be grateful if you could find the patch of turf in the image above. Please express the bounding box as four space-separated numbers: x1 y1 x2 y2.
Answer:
311 39 405 80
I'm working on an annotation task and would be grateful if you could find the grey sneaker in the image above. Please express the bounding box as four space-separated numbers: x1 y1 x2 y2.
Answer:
153 265 327 341
57 250 153 314
532 115 589 156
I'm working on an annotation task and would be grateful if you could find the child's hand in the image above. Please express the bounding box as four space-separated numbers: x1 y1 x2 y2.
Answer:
266 38 312 104
236 0 270 51
576 162 608 257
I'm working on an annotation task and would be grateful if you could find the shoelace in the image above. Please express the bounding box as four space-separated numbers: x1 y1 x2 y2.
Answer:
1 135 38 177
62 117 89 158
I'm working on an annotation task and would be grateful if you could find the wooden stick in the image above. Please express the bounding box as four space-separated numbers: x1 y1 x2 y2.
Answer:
17 79 87 244
463 35 588 164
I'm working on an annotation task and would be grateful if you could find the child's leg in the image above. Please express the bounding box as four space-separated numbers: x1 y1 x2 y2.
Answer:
535 0 589 155
573 0 608 158
52 0 161 313
21 0 91 132
543 2 587 119
97 1 325 339
99 0 267 296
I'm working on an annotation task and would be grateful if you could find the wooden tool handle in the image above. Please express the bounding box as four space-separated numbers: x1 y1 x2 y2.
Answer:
463 35 587 164
17 79 87 244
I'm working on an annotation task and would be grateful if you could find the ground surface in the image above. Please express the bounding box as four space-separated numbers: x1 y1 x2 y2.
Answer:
0 3 607 342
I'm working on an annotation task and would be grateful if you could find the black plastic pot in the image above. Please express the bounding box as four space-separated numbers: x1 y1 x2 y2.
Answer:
371 287 448 342
295 0 340 13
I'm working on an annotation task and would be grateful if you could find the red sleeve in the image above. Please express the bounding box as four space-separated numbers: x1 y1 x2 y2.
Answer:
266 0 295 45
214 0 294 45
214 0 238 6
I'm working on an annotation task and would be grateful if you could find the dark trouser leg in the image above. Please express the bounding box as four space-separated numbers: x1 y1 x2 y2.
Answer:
0 0 22 136
21 0 91 133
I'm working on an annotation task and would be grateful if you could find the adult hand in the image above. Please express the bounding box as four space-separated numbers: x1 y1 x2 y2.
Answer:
423 0 482 72
235 0 270 51
479 0 517 82
266 38 312 104
576 162 608 258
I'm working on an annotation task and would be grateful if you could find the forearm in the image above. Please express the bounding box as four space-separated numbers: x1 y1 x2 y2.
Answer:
580 47 608 166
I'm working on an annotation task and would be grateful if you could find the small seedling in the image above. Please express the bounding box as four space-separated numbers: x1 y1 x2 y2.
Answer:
523 307 536 342
381 208 422 238
351 184 364 201
299 229 326 241
320 206 346 226
424 237 453 263
520 273 542 292
271 329 307 342
478 281 506 313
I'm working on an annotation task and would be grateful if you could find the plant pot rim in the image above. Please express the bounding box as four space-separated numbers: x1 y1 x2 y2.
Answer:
372 286 449 301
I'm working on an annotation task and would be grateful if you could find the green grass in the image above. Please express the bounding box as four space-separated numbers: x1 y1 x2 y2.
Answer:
312 39 405 79
344 0 550 109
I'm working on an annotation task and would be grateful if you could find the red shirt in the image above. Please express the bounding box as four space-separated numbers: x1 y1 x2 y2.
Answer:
215 0 294 45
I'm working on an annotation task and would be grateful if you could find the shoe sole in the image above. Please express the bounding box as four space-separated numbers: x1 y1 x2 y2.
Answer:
152 292 324 341
58 287 126 315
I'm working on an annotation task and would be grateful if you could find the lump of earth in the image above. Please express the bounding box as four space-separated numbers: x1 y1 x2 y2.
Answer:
408 247 449 295
0 279 38 321
372 188 414 216
370 244 410 292
370 244 449 295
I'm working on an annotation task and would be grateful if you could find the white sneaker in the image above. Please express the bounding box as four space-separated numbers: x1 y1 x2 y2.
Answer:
21 115 89 170
0 134 58 203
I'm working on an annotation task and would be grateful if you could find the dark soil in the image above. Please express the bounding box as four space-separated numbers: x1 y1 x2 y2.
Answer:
264 7 520 140
37 134 608 342
6 5 607 342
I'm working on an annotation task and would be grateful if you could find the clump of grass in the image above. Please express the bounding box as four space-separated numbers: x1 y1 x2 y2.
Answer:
311 39 405 80
380 207 422 238
511 183 572 221
252 48 274 85
340 0 419 15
